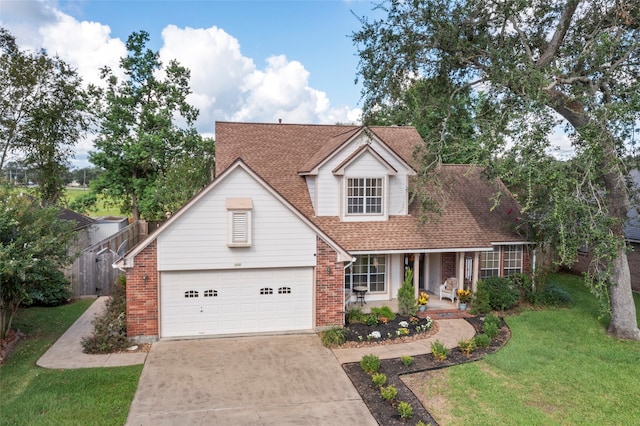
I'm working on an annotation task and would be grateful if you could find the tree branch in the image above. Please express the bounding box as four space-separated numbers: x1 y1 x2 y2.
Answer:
537 0 581 68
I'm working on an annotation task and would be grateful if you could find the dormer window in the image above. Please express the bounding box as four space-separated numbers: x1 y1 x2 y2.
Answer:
347 178 383 215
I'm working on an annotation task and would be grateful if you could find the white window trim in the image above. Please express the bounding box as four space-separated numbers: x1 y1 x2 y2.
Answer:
226 198 253 247
344 254 386 293
480 247 500 279
344 176 386 218
503 245 523 276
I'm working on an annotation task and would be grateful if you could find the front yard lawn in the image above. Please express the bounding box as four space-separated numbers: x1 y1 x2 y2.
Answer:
405 273 640 425
0 300 142 426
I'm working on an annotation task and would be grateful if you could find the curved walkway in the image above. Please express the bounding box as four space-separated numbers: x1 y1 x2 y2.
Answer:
38 297 475 369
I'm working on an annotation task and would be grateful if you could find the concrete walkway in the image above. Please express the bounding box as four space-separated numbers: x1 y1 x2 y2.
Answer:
37 296 147 369
38 297 475 369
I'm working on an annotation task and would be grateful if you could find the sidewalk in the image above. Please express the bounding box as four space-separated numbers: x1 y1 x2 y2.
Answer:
38 297 474 369
37 297 147 369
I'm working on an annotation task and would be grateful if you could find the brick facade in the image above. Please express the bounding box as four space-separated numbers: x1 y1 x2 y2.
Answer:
441 252 457 283
126 240 159 341
315 237 345 327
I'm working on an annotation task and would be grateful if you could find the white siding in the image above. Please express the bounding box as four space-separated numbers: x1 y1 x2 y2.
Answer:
157 167 317 271
305 176 317 212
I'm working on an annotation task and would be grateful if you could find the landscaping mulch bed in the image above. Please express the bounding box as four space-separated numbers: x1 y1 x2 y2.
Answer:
341 315 438 348
342 316 510 425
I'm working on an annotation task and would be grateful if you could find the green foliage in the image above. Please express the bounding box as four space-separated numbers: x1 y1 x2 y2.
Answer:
430 340 449 361
469 285 492 315
397 268 417 315
473 333 491 348
0 28 90 203
345 306 368 324
478 277 520 311
320 327 346 348
360 354 381 374
89 31 214 220
353 0 640 338
0 185 76 338
365 313 379 326
541 285 574 307
24 268 71 306
484 314 501 329
458 338 476 356
372 372 387 387
400 354 414 367
397 401 414 420
483 314 501 339
370 305 396 321
380 385 398 402
81 276 130 353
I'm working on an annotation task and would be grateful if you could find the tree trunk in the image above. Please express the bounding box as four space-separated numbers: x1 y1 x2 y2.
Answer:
132 191 140 221
608 246 640 339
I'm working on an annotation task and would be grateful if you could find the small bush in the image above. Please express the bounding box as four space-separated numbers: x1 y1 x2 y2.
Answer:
478 276 520 311
483 323 499 339
372 372 387 387
458 338 476 356
380 385 398 402
346 306 368 324
469 286 492 314
370 305 396 321
360 354 381 374
542 285 574 307
431 340 449 361
398 269 418 315
320 327 346 348
484 313 501 329
25 268 72 307
400 355 414 367
397 401 414 420
365 313 379 326
82 276 130 353
474 333 491 348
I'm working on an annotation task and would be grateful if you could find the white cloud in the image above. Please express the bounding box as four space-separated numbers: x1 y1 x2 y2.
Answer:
1 2 361 167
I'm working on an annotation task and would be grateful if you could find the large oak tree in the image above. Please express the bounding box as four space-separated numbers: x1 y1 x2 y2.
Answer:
354 0 639 339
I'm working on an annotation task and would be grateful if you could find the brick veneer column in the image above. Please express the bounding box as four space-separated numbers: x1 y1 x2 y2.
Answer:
315 237 345 327
441 252 457 282
126 240 159 341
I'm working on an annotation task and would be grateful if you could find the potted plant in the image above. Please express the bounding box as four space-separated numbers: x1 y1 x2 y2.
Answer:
417 291 429 311
457 289 472 310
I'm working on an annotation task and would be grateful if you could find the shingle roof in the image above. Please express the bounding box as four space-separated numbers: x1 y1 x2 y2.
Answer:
215 121 527 251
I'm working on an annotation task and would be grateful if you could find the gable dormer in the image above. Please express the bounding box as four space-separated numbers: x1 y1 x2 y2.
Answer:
301 128 416 220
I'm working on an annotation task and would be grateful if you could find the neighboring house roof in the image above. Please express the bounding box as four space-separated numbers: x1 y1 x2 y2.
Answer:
626 169 640 243
215 122 526 252
57 207 94 231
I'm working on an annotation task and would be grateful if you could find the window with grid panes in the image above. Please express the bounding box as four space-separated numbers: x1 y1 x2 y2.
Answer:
503 245 523 276
344 254 386 292
480 247 500 279
347 178 383 215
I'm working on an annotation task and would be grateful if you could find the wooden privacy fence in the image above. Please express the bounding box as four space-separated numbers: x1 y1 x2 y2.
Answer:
65 221 148 297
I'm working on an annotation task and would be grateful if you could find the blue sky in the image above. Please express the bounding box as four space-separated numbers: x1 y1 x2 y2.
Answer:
1 0 382 167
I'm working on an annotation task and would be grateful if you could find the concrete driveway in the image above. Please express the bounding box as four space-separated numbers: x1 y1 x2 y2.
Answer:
126 334 377 425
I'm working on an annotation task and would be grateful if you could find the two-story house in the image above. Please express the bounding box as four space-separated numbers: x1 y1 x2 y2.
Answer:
120 122 531 342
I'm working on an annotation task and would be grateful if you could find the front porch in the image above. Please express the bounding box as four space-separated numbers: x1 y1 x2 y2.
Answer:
346 291 469 319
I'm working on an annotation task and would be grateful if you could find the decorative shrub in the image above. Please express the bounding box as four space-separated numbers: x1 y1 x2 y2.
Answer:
372 372 387 387
320 327 346 348
458 338 476 356
397 401 414 420
484 313 501 329
370 305 396 321
469 285 492 314
483 323 499 339
346 306 368 324
81 276 130 353
473 333 491 348
431 340 449 361
397 268 417 315
380 385 398 402
542 285 574 307
24 268 72 307
365 313 379 326
477 276 520 311
360 354 381 374
400 355 414 367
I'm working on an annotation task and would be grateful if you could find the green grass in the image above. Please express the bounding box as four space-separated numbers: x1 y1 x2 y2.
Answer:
0 300 142 426
428 273 640 425
62 188 124 218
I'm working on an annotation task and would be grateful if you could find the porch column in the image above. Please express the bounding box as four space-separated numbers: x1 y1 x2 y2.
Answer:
457 252 464 290
472 251 480 292
413 253 420 299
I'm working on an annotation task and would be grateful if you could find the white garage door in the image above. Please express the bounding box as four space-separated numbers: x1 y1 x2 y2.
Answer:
160 268 313 338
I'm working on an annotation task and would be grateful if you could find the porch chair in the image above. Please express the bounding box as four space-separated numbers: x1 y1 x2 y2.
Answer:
439 277 458 303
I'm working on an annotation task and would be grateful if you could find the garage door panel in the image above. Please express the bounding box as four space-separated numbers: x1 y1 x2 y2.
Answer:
161 268 313 338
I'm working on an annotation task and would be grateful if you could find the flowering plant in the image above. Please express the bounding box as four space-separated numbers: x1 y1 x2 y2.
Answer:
417 291 429 305
457 289 472 303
